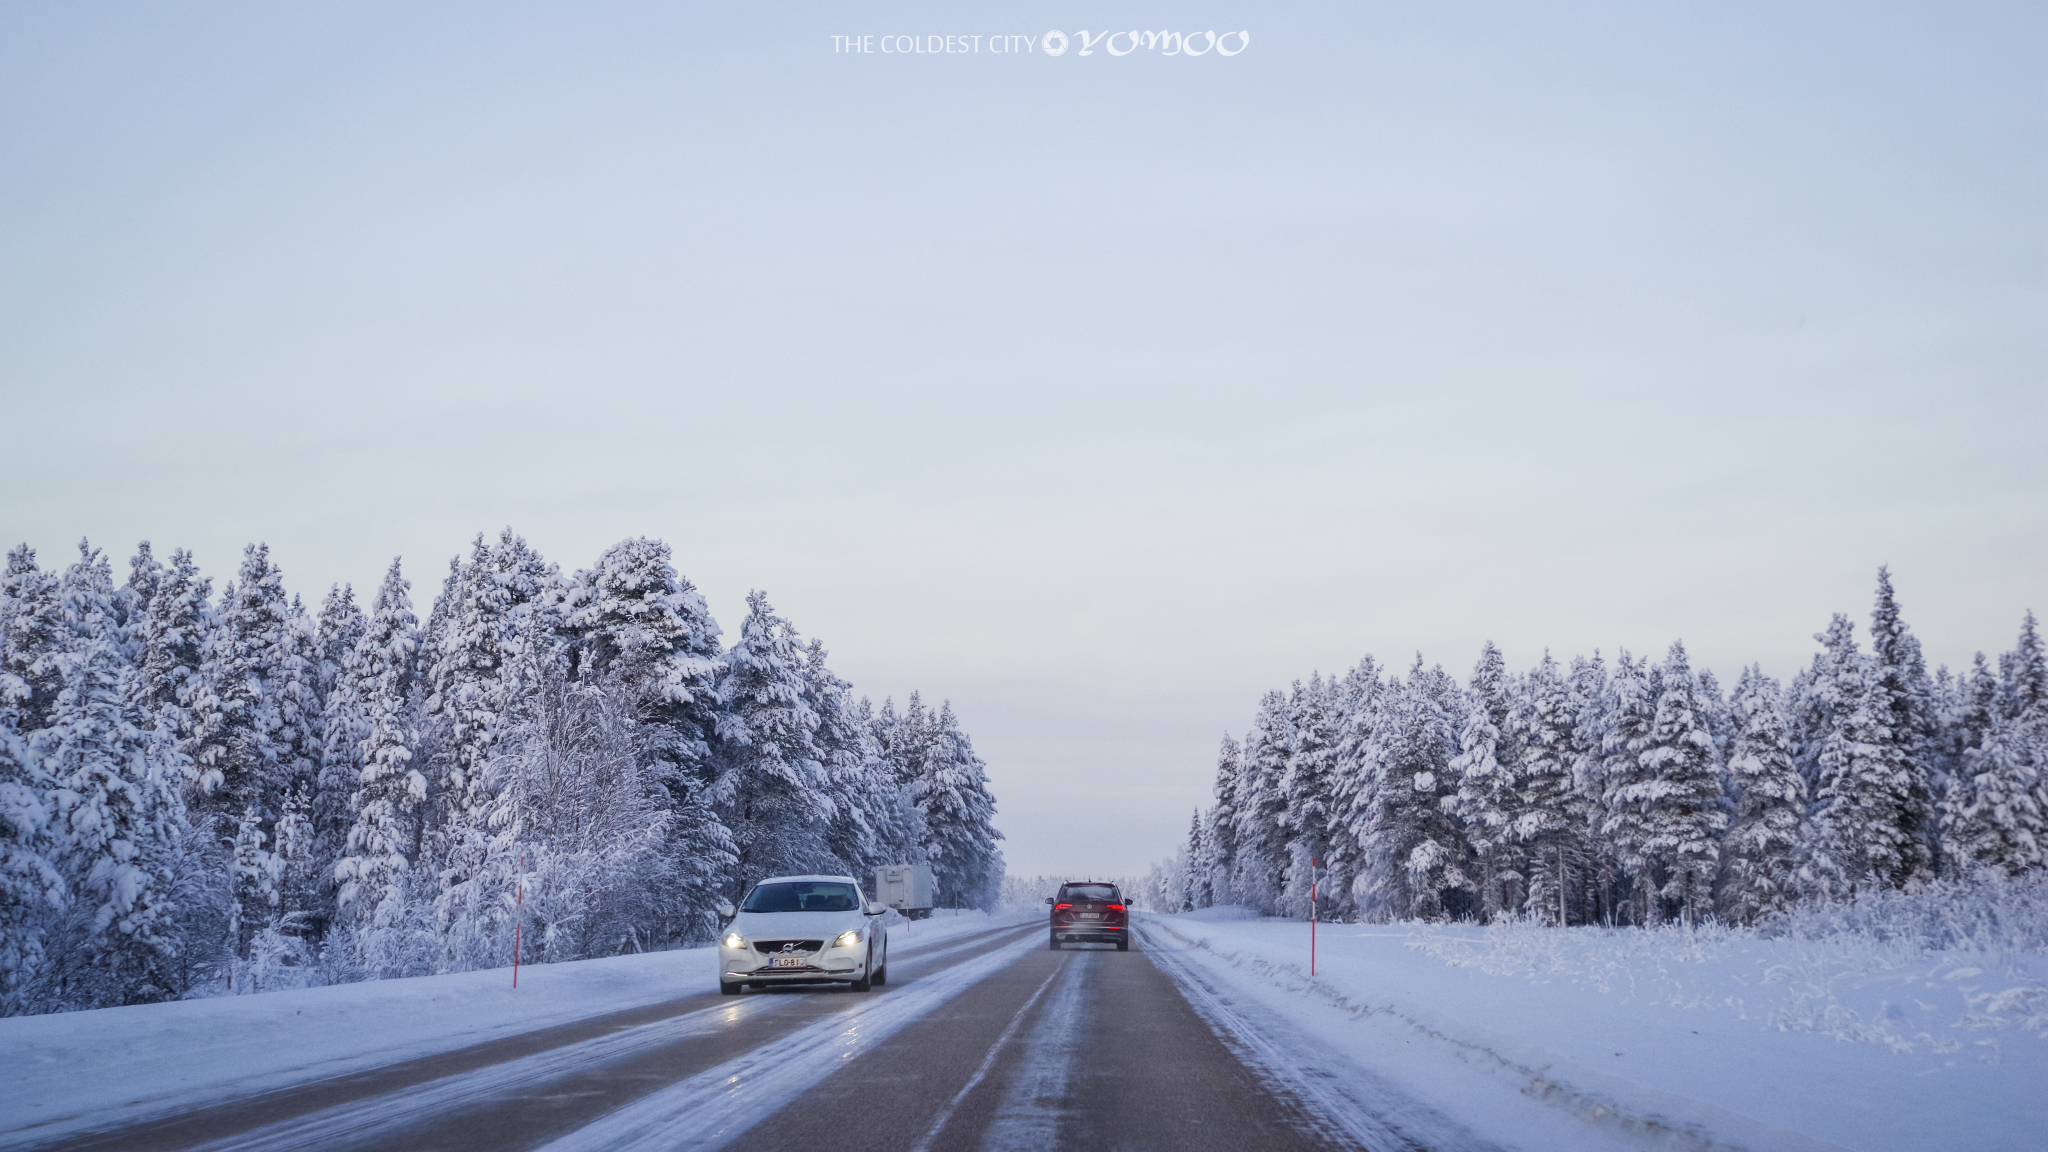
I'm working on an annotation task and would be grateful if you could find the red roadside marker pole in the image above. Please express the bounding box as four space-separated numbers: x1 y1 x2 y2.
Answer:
513 854 524 990
1310 857 1318 979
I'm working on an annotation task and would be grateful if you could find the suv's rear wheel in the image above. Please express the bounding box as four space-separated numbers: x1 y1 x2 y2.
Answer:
1048 930 1061 951
1116 938 1129 952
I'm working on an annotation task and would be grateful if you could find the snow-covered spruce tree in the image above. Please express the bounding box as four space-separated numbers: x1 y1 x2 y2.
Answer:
1718 666 1805 923
475 647 700 964
1803 611 1934 897
805 641 914 881
843 695 926 871
31 544 189 1009
334 560 428 972
1633 642 1726 926
707 592 829 895
1230 690 1294 912
1353 660 1471 921
917 701 1003 909
1445 642 1527 921
1867 568 1938 876
304 583 367 939
1202 734 1243 908
1515 653 1591 925
1182 809 1207 911
1940 716 2044 876
3 546 66 736
427 531 560 929
185 545 316 959
1322 657 1383 919
130 548 211 746
1563 653 1611 921
1 547 66 1013
1280 674 1339 917
1997 610 2045 720
560 538 722 811
1598 651 1661 924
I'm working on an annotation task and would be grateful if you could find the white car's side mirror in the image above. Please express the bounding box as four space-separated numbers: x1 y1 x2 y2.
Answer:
864 906 887 917
716 902 736 919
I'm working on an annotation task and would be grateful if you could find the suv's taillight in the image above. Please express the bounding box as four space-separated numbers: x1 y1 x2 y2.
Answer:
1107 903 1125 911
1054 903 1072 911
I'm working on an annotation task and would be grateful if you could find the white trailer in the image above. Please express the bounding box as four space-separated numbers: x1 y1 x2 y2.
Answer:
874 864 935 920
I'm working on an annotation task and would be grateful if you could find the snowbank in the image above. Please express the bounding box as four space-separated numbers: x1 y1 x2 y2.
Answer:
0 909 1025 1147
1142 911 2046 1152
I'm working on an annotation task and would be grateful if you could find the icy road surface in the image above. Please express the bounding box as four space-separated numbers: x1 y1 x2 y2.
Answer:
6 908 2032 1151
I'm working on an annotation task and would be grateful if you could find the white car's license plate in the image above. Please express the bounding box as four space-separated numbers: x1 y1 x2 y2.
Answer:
769 956 808 968
1079 913 1099 919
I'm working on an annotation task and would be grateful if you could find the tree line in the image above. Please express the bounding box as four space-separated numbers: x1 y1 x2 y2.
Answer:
0 531 1002 1015
1162 570 2045 926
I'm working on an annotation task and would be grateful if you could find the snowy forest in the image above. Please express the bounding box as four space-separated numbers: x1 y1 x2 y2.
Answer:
1158 570 2046 927
0 532 1003 1016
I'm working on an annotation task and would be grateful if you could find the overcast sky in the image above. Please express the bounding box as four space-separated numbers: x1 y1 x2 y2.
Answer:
2 1 2042 878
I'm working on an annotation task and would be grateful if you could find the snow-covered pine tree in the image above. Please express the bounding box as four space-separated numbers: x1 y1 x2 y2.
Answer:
1203 734 1242 907
1635 642 1726 926
130 548 210 747
917 701 1003 909
3 546 66 735
1867 568 1938 878
1445 642 1526 920
1719 666 1805 923
188 545 295 826
189 545 322 958
1599 650 1661 924
1182 809 1207 911
707 592 829 893
1280 674 1338 917
334 560 426 947
1323 657 1383 919
1940 612 2047 877
1565 652 1610 922
1997 611 2045 720
844 695 925 870
0 547 65 1013
1515 653 1590 925
561 538 722 812
1354 659 1471 921
804 641 910 881
1804 611 1934 897
427 531 561 924
34 543 187 1008
1940 716 2043 876
122 543 163 649
1230 690 1293 912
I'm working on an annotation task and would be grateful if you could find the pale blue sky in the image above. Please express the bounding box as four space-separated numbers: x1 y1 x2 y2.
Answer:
3 1 2042 876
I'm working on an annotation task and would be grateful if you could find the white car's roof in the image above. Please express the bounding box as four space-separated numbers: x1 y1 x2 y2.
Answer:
751 874 859 885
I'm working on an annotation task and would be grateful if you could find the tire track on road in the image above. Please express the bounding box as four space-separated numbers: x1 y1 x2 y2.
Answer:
22 920 1038 1152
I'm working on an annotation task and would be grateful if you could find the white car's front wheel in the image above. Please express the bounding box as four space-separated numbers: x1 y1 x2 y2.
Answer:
849 945 873 992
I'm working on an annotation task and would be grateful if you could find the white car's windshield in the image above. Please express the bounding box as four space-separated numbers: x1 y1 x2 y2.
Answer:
742 881 861 913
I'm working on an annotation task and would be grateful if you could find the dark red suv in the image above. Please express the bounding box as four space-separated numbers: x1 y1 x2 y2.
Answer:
1046 881 1128 950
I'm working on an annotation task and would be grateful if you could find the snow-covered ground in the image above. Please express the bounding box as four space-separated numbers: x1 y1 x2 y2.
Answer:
0 909 1023 1149
1141 908 2047 1152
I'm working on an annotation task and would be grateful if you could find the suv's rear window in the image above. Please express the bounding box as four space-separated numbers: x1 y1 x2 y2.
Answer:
1060 884 1118 902
742 882 860 912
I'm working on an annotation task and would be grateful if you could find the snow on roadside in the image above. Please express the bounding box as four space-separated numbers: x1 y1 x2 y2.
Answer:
0 909 1028 1148
1141 909 2047 1152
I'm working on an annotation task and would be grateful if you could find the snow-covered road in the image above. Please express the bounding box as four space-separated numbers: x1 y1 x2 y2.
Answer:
5 907 2035 1151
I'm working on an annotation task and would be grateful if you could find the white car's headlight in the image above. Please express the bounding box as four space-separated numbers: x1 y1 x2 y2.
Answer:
833 930 862 949
722 932 745 949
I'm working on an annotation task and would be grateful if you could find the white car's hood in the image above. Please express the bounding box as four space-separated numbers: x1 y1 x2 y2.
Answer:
731 910 868 941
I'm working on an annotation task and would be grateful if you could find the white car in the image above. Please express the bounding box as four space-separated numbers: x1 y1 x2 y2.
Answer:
716 874 890 995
